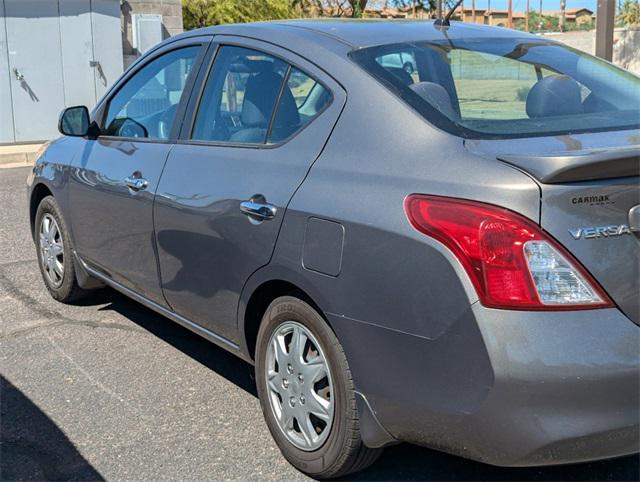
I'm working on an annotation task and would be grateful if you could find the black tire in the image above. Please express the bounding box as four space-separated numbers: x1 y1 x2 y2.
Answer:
255 296 382 479
34 195 90 303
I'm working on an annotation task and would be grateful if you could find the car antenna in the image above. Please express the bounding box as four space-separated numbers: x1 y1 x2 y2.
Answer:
434 0 464 27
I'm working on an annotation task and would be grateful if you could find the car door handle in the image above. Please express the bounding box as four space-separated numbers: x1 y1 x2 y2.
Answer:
240 200 277 220
124 176 148 191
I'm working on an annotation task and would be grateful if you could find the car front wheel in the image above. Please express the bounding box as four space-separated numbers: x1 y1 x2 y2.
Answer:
255 296 381 479
35 195 89 303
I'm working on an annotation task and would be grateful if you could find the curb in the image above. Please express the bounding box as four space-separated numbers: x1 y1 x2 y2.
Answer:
0 160 34 169
0 144 42 169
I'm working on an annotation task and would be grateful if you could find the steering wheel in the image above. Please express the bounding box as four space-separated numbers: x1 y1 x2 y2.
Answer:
158 104 178 139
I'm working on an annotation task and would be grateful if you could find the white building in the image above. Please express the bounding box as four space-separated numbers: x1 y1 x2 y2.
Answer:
0 0 183 144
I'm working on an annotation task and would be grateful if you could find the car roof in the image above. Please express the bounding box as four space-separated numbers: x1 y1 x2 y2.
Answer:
186 19 541 50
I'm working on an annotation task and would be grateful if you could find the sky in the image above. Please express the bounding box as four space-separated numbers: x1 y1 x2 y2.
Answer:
461 0 598 11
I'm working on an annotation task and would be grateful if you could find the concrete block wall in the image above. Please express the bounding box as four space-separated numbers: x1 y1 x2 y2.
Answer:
614 28 640 74
541 28 640 75
121 0 184 69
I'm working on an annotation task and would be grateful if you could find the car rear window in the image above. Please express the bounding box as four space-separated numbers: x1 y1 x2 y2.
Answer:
349 37 640 139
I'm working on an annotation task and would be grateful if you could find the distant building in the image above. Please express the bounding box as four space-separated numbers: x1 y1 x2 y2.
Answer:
319 4 594 28
484 9 526 27
545 8 595 26
567 8 595 25
454 7 488 24
369 5 431 19
453 7 525 27
452 5 594 28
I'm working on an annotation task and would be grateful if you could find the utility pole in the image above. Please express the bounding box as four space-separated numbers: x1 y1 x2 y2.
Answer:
472 0 476 23
525 0 530 31
508 0 513 28
595 0 615 60
539 0 543 30
559 0 566 32
437 0 443 19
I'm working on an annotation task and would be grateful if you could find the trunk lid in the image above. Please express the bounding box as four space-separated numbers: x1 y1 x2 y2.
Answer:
467 130 640 324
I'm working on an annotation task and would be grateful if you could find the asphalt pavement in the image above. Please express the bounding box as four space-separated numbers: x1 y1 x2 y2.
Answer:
1 166 638 481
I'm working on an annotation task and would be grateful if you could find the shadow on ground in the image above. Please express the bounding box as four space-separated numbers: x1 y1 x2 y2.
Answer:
69 289 640 481
0 376 104 481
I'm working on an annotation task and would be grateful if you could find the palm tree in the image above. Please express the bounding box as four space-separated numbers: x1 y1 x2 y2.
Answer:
559 0 566 31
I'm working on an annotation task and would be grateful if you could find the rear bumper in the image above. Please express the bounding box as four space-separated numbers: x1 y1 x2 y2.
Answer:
330 306 639 466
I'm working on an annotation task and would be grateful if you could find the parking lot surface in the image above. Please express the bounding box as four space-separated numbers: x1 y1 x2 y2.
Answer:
1 166 638 481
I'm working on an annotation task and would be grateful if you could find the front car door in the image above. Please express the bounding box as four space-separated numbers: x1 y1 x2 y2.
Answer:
153 38 346 342
67 37 209 305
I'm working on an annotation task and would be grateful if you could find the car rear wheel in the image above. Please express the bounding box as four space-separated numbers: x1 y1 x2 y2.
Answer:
255 296 382 479
35 196 89 303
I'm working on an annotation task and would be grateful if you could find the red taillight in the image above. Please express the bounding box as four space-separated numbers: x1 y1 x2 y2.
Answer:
404 194 613 310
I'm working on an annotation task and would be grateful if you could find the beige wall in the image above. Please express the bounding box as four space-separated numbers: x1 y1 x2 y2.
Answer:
486 14 524 27
488 14 508 26
460 12 487 24
541 28 640 74
121 0 184 68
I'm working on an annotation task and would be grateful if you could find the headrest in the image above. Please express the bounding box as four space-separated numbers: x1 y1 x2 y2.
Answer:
526 75 583 118
386 67 414 86
410 81 458 120
241 71 285 127
271 85 300 133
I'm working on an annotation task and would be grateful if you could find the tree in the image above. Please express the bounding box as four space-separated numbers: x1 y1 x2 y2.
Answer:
291 0 339 17
182 0 439 27
183 0 295 30
527 9 559 32
390 0 437 13
182 0 211 30
618 0 640 25
349 0 369 17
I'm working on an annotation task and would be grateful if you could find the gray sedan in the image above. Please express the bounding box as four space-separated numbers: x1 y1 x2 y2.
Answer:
28 20 639 479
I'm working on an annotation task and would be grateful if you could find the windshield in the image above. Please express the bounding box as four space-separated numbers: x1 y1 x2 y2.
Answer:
349 37 640 139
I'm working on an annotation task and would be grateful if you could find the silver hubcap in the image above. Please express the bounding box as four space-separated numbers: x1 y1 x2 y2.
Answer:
265 321 334 451
39 214 64 288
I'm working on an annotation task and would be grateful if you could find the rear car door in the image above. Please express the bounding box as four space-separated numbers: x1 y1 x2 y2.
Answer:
153 38 346 342
67 38 209 306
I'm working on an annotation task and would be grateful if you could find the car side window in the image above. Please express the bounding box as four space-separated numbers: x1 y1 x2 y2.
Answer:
103 46 200 140
267 68 331 143
191 46 287 144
